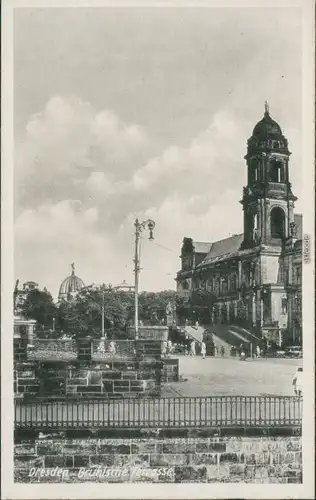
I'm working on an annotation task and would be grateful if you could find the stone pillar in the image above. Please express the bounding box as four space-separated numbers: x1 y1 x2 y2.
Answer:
264 200 270 242
237 261 242 289
27 321 36 347
260 295 264 329
252 291 256 327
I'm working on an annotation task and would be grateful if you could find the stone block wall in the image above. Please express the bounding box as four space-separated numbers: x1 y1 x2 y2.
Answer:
14 434 302 483
66 362 157 396
14 359 164 399
14 339 28 363
128 326 168 341
14 338 179 399
162 358 179 382
15 363 40 397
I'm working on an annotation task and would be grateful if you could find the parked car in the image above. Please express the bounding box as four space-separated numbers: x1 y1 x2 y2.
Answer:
285 346 303 358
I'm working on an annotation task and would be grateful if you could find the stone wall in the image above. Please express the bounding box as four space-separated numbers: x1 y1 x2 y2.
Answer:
128 326 168 341
14 434 302 483
14 338 178 399
15 357 179 398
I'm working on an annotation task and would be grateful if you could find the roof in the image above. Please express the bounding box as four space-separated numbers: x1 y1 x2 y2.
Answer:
198 234 244 266
193 241 213 254
252 110 283 138
59 274 85 297
294 214 302 240
114 280 135 290
208 234 243 258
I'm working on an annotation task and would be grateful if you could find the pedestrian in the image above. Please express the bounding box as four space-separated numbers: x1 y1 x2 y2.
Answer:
256 345 261 358
167 339 173 356
240 350 246 361
215 346 219 356
162 340 167 357
201 341 206 359
190 340 196 356
220 346 225 357
292 367 303 396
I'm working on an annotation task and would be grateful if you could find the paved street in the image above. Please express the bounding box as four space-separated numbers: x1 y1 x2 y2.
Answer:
163 355 302 397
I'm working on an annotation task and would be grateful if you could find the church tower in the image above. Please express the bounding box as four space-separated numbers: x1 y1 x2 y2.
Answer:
240 103 297 249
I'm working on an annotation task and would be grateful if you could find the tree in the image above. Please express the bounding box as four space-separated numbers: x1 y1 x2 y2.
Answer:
189 289 216 324
56 285 135 339
21 288 57 328
137 290 177 325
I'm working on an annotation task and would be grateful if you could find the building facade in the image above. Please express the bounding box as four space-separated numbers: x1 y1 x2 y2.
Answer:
14 280 39 314
176 105 302 346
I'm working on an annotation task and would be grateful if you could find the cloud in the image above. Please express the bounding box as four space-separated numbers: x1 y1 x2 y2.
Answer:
15 96 151 213
15 95 302 293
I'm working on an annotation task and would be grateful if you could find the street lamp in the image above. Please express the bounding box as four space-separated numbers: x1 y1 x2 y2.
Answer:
134 218 155 339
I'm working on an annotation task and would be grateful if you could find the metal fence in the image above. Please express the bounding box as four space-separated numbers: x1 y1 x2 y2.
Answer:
15 395 302 430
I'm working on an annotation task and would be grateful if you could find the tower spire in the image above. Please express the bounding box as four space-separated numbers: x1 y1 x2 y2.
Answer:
264 101 270 116
71 262 75 275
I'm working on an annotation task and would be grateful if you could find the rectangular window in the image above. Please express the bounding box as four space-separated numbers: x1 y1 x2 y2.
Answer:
295 266 302 285
231 274 237 292
222 276 228 294
200 280 206 290
281 298 288 314
215 277 220 295
207 279 213 292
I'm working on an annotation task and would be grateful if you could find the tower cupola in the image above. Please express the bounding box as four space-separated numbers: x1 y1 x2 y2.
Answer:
240 103 297 250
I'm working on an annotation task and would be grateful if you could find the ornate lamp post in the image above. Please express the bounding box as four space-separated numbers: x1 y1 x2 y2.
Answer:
134 218 155 339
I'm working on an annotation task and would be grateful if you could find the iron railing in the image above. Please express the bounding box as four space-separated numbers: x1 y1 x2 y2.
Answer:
14 395 302 429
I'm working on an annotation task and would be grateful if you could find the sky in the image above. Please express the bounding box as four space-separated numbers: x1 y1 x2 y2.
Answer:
14 6 302 296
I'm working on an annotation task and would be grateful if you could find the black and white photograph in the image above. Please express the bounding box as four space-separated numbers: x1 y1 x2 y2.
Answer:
1 0 315 498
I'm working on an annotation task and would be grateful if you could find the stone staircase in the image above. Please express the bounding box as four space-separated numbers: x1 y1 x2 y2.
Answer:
180 325 204 344
205 324 261 355
177 323 261 356
230 325 261 345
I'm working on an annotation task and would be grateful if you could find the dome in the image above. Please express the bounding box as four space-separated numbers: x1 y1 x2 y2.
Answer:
58 263 85 300
113 280 135 292
252 103 282 138
252 114 282 138
246 103 289 156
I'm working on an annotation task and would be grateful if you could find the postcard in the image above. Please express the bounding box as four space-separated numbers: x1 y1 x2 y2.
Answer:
1 0 314 498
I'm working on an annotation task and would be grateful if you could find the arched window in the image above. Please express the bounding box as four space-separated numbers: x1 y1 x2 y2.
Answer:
270 207 286 239
269 160 284 182
254 166 258 181
182 280 189 290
